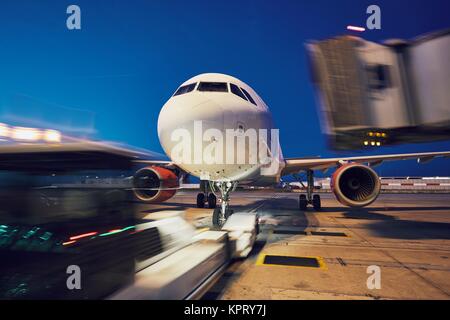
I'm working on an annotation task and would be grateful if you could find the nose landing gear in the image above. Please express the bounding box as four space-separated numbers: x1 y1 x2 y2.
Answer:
211 181 237 228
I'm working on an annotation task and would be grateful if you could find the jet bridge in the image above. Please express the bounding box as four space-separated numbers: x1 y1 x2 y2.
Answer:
307 29 450 150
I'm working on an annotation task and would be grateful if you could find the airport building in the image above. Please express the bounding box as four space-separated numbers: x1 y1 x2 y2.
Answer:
289 177 450 192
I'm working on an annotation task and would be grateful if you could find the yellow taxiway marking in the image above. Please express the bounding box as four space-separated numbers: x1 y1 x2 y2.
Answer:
195 227 210 234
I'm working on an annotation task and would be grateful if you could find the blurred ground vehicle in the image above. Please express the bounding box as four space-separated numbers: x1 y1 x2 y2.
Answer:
0 145 138 299
0 143 144 299
0 142 246 300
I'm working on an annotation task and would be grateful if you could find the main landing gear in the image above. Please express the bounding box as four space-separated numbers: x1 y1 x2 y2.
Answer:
196 180 217 209
211 181 237 228
297 170 321 211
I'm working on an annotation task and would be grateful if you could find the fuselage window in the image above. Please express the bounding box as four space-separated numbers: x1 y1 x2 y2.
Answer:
230 83 248 101
173 83 197 96
240 87 257 106
197 82 228 92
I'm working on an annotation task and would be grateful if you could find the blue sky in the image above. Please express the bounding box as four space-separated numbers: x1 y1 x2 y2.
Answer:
0 0 449 176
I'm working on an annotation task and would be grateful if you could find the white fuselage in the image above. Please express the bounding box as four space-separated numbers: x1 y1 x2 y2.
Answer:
158 73 285 184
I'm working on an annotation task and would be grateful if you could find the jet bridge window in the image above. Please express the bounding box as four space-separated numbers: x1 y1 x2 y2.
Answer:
173 83 197 96
230 83 248 101
197 82 228 92
240 87 257 106
366 64 391 90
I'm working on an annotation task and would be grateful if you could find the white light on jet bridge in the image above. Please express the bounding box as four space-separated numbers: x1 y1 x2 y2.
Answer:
11 127 41 141
44 129 62 143
347 25 365 32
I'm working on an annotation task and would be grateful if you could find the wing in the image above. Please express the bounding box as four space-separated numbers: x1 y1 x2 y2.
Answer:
282 151 450 175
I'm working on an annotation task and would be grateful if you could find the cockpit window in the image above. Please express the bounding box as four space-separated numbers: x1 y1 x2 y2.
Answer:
173 83 197 96
240 87 257 106
230 83 248 101
197 82 228 92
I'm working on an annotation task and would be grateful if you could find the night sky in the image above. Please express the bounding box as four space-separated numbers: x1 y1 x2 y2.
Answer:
0 0 449 176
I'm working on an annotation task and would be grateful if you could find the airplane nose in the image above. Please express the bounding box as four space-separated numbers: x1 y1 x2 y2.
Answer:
157 95 225 156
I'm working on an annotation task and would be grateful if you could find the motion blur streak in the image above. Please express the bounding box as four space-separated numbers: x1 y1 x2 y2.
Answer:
346 25 365 32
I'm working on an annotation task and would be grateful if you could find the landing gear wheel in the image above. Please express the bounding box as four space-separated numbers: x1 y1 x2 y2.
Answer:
212 207 220 227
207 193 217 208
212 207 229 228
299 194 307 211
211 181 238 228
196 193 205 208
312 194 321 211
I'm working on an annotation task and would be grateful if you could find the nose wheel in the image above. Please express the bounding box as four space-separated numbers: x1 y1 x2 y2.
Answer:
212 207 234 228
211 181 237 228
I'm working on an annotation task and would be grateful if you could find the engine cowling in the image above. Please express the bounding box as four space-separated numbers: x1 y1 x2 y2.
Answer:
132 166 178 203
331 163 381 207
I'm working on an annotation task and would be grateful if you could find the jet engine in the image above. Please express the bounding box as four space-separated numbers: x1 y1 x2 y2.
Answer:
331 163 381 207
132 166 178 203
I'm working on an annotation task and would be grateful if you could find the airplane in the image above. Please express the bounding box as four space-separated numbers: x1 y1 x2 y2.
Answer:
132 73 450 228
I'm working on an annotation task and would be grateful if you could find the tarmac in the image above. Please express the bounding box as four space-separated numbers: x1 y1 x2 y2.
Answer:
137 190 450 300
